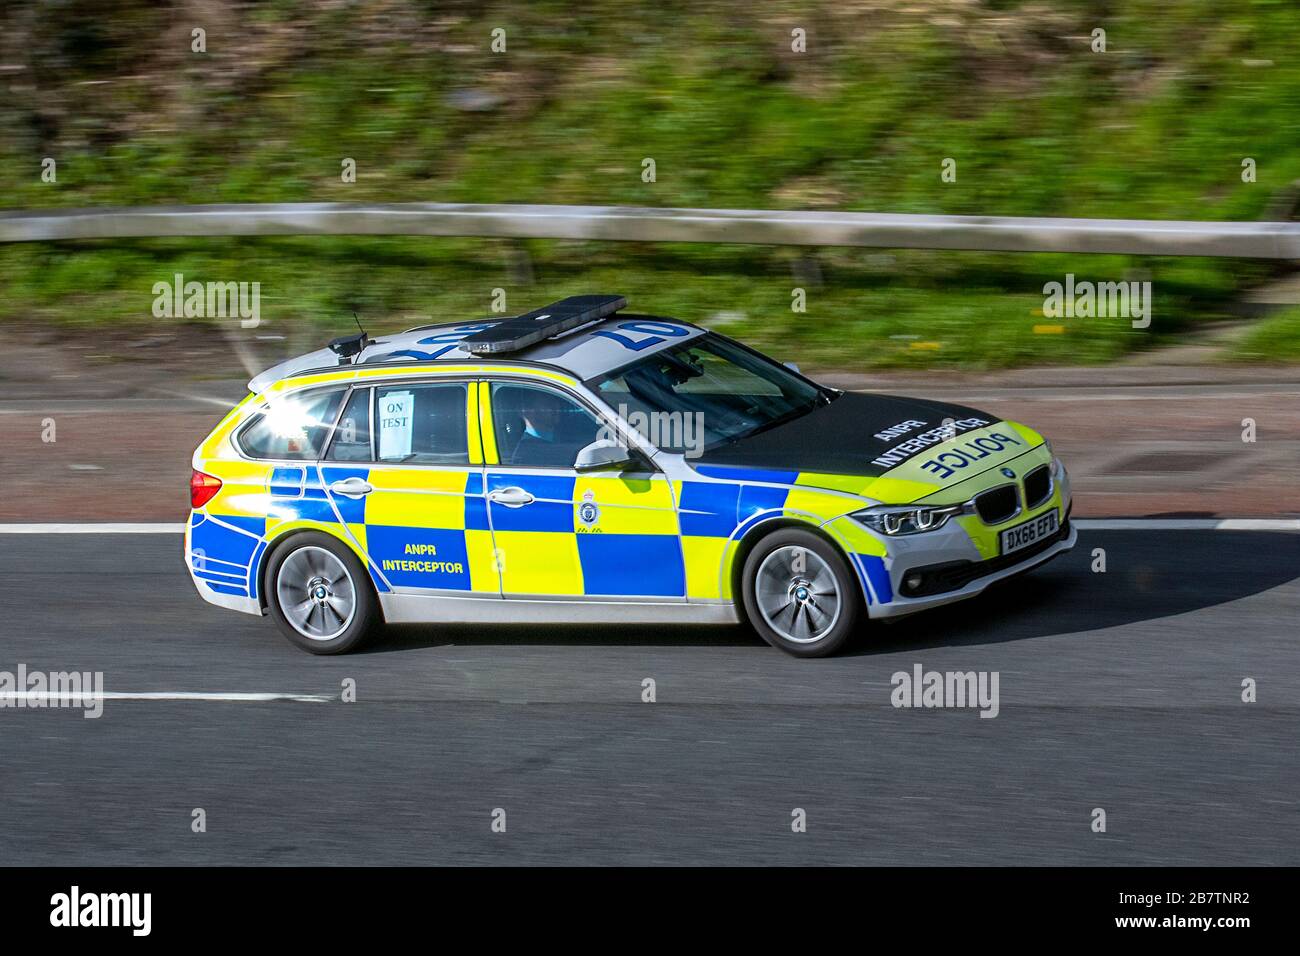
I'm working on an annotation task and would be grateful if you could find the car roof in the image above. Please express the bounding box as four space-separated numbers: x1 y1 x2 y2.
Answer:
247 313 708 393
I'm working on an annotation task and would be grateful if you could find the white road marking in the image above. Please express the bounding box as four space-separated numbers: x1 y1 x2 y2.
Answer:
1 692 334 703
1216 518 1300 531
5 519 1298 534
1074 518 1300 531
0 523 186 533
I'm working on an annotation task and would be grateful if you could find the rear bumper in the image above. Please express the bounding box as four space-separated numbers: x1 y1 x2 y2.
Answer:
867 516 1076 619
185 513 264 616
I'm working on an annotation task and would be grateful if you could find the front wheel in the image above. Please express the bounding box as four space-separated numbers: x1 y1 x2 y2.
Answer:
740 528 861 657
265 532 381 654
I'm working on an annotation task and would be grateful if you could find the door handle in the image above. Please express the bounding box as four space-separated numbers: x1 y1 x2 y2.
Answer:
329 477 374 498
488 486 535 508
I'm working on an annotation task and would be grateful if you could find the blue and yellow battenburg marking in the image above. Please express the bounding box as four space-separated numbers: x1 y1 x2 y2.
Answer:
322 465 495 593
482 471 685 597
189 372 1055 611
677 464 890 604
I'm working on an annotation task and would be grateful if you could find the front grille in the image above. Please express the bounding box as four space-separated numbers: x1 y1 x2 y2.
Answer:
1023 464 1052 509
973 485 1019 524
898 512 1072 598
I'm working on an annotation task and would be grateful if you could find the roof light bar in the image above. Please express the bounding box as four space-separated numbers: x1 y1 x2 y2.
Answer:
460 294 627 354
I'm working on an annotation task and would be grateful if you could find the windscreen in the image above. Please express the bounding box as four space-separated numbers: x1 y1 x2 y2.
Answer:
587 335 829 453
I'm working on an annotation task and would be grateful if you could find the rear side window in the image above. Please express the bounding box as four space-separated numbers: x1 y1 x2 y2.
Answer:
237 387 345 461
375 383 469 464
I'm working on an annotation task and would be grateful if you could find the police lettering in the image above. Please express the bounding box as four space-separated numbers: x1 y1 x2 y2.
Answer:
873 419 927 442
381 558 465 574
380 542 463 574
870 418 990 468
917 431 1023 480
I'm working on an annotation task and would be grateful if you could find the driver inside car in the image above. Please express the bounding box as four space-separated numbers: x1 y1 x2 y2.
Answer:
514 390 594 467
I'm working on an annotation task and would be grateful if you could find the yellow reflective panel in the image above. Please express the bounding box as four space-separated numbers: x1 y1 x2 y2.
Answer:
264 518 360 557
573 474 678 535
466 382 483 465
857 476 943 504
494 530 583 595
795 471 941 505
1005 419 1045 448
215 490 274 521
198 460 273 519
824 515 888 558
364 468 471 531
794 472 876 495
477 382 499 464
350 364 576 385
267 370 358 393
346 522 368 552
197 393 258 458
682 536 729 599
464 529 499 593
783 487 861 522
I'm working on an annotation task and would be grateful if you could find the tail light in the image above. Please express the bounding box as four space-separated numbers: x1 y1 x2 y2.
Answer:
190 469 222 508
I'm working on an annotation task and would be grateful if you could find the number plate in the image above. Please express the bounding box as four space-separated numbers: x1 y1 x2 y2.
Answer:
1000 509 1059 556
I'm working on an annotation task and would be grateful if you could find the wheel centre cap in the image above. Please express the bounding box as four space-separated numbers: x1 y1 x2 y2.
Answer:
792 583 811 603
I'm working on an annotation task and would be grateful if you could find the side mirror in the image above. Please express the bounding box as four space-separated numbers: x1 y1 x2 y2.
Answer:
783 361 801 374
574 439 635 472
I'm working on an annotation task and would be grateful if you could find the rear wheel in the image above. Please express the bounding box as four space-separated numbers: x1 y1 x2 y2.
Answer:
265 532 380 654
741 528 861 658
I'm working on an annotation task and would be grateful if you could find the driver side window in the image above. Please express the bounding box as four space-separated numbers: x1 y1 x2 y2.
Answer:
489 382 604 468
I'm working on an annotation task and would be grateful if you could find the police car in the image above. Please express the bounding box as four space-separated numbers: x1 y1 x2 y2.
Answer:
186 294 1075 657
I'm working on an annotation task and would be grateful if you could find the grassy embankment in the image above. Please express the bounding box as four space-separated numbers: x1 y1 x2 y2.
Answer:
2 1 1299 367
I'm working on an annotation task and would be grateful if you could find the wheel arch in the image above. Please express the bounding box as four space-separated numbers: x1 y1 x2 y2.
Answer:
727 513 863 620
255 523 380 613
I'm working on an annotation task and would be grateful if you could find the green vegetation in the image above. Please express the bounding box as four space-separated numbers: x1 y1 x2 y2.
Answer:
2 0 1299 368
1233 304 1300 361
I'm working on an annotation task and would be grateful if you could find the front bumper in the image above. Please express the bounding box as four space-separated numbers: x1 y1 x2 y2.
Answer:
867 513 1076 619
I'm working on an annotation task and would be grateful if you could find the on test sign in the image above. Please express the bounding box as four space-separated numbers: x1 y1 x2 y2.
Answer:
378 390 414 459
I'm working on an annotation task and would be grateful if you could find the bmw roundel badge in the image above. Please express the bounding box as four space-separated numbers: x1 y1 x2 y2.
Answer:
1001 467 1016 479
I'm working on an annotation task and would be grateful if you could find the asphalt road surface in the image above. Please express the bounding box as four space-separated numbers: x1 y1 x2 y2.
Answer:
0 529 1296 866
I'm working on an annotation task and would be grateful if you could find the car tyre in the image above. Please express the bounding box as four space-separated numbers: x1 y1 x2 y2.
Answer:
741 528 861 658
264 532 381 655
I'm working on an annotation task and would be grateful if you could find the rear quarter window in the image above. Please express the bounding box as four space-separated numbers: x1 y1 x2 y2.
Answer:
236 387 346 460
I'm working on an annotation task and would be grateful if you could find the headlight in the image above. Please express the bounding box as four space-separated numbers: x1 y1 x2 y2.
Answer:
852 503 965 536
1041 436 1062 476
